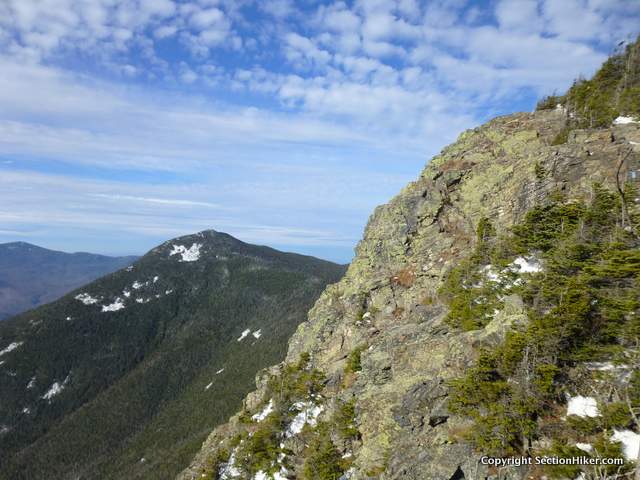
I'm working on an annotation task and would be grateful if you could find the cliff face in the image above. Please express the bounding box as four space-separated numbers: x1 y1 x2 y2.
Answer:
177 108 639 480
177 38 640 479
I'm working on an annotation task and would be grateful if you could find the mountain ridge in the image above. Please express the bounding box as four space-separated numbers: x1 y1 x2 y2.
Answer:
0 230 346 479
0 241 137 320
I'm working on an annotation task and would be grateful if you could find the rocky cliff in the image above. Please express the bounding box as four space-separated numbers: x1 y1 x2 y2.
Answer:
178 45 640 480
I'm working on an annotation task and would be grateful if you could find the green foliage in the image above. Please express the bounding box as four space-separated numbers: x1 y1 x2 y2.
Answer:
563 38 640 127
302 423 345 480
534 161 547 180
335 398 359 440
266 353 325 408
536 94 562 111
345 345 366 374
447 185 640 456
511 200 584 251
550 126 570 145
236 412 284 475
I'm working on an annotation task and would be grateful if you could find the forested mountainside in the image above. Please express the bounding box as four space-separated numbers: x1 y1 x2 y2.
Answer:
178 39 640 480
0 242 137 320
0 231 345 479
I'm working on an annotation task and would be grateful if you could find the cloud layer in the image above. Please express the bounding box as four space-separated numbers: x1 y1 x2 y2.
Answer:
0 0 638 261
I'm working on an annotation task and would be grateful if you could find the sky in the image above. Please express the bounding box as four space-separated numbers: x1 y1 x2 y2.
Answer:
0 0 638 264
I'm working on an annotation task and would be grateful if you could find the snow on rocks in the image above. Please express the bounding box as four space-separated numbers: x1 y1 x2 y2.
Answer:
75 293 100 305
252 329 262 339
122 289 131 298
216 368 225 374
237 329 251 342
575 443 593 453
153 276 159 283
42 375 70 401
0 341 23 357
101 298 125 312
22 407 31 414
286 402 324 437
169 243 202 262
219 446 242 479
27 376 36 389
205 382 213 391
611 430 640 460
253 471 288 480
613 116 639 125
566 395 600 418
511 256 542 273
252 399 274 422
132 281 144 290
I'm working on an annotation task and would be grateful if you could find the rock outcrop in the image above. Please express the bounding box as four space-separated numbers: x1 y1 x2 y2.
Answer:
177 106 639 480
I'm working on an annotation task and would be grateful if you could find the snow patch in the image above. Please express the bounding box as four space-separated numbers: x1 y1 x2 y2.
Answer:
122 290 131 298
75 293 100 305
219 445 241 479
27 376 36 389
126 265 134 271
512 256 542 273
0 341 23 356
252 329 262 339
237 329 251 342
205 382 213 391
132 281 144 290
101 298 125 312
216 368 225 374
169 243 202 262
22 407 30 414
611 430 640 461
481 264 500 282
42 375 70 401
575 443 593 453
153 276 159 283
567 395 600 418
286 402 324 437
613 116 638 125
165 289 173 295
252 399 274 422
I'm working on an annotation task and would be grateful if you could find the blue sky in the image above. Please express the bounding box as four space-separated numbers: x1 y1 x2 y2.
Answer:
0 0 638 263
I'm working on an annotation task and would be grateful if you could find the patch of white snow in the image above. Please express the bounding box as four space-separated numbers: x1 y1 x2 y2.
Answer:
153 276 159 283
216 368 225 374
132 281 144 289
567 395 600 418
512 256 542 273
611 430 640 461
101 298 125 312
237 329 251 342
575 443 593 453
42 376 70 401
613 116 638 125
75 293 100 305
205 382 213 391
169 243 202 262
252 329 262 339
0 341 23 357
219 446 241 479
286 402 324 437
27 376 36 389
252 399 274 422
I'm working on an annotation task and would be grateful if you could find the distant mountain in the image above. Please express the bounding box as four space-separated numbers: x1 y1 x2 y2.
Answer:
0 230 346 479
0 242 137 320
